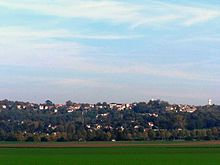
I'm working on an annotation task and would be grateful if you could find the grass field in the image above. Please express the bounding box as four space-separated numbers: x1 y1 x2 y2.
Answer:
0 141 220 165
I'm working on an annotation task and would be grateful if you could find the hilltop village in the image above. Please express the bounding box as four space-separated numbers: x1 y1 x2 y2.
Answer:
0 99 219 142
0 99 199 113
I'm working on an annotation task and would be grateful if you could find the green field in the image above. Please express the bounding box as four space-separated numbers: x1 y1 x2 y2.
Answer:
0 143 220 165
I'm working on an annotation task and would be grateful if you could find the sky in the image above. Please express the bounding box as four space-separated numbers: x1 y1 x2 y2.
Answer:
0 0 220 105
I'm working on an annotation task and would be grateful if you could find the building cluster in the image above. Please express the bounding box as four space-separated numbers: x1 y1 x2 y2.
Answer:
166 104 197 113
0 100 134 112
1 99 215 114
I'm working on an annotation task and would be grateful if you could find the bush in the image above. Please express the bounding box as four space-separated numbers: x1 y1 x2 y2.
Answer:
56 137 67 142
40 137 48 142
185 136 193 141
26 136 34 142
6 135 17 141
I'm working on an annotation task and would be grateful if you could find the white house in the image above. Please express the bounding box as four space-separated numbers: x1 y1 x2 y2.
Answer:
2 105 7 109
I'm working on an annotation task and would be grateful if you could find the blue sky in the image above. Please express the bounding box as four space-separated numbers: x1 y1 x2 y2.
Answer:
0 0 220 105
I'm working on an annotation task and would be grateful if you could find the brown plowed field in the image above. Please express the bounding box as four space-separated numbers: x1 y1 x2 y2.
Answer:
0 141 220 148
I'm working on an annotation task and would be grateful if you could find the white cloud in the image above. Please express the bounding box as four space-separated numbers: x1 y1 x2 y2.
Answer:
183 11 219 26
0 26 219 83
176 36 220 43
0 25 141 69
131 15 181 29
0 0 144 24
0 0 219 28
0 25 219 84
0 27 141 40
156 2 220 26
55 57 220 83
0 28 90 67
0 1 219 104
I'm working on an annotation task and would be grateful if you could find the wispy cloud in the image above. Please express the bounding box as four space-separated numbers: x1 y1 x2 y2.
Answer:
176 36 220 43
0 27 141 40
131 15 180 29
153 1 220 27
0 25 219 84
0 0 220 104
0 25 142 72
0 0 219 28
71 62 220 83
0 0 144 25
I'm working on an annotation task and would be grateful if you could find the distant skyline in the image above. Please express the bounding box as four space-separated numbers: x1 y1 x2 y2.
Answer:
0 0 219 105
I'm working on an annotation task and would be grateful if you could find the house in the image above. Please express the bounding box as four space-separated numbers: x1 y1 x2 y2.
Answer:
148 122 154 127
39 104 54 110
109 103 117 109
166 104 197 113
104 125 113 130
2 105 7 109
179 104 197 113
134 125 139 129
101 113 109 117
166 105 178 111
17 105 22 110
51 126 57 130
95 124 101 130
72 104 81 110
109 103 132 110
96 105 103 109
125 103 132 109
39 105 45 110
96 113 109 118
86 125 91 129
16 104 27 110
55 104 64 108
116 126 124 131
67 104 81 112
149 113 159 117
67 108 74 113
116 104 125 111
81 103 93 110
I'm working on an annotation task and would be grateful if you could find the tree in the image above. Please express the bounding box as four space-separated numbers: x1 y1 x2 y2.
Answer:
159 130 166 140
66 100 73 107
45 100 53 106
26 136 34 142
148 130 156 140
6 134 17 141
40 137 48 142
57 137 67 142
165 131 172 140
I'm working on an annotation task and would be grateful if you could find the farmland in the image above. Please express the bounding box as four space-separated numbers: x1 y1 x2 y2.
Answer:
0 141 220 165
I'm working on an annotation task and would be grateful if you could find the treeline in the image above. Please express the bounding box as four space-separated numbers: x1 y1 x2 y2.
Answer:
1 127 220 142
0 100 220 141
